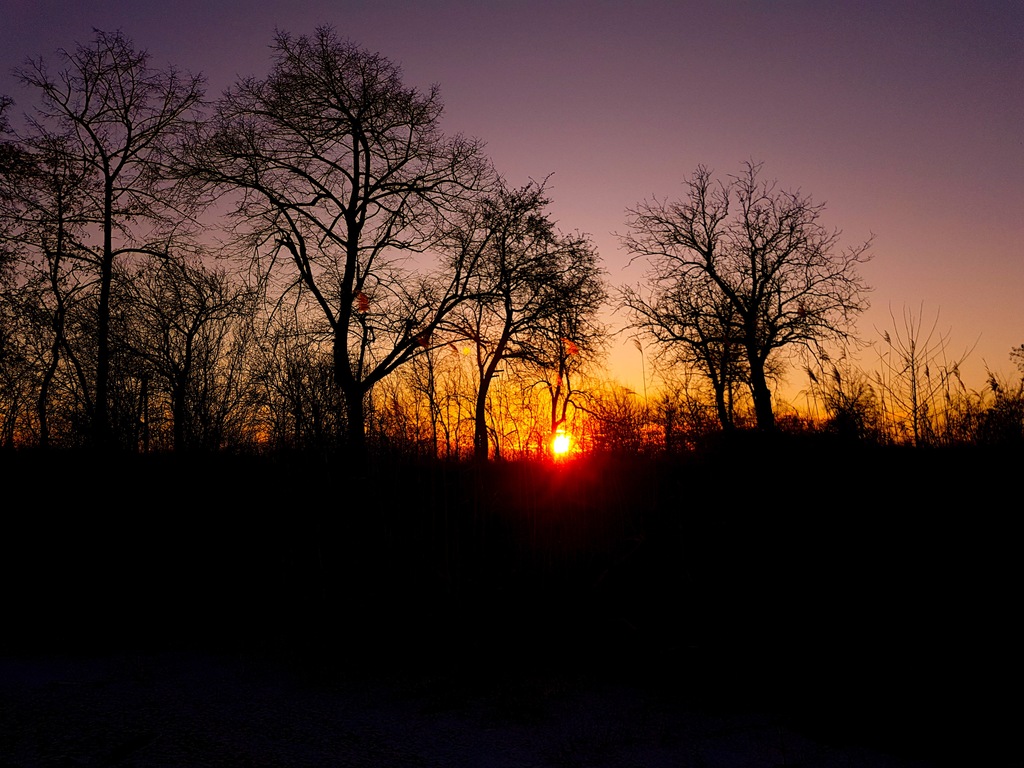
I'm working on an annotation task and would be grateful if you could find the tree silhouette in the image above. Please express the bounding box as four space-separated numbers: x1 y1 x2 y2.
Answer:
445 178 604 460
621 162 872 431
117 252 257 452
190 26 491 458
0 128 99 448
0 94 20 275
12 30 205 449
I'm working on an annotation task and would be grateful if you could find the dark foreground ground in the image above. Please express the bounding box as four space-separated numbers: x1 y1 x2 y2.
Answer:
1 439 1019 766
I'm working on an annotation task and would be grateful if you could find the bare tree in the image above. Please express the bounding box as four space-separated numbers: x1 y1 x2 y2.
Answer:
0 95 11 140
0 94 21 275
587 383 649 455
647 368 725 452
620 161 873 431
116 252 257 452
623 272 748 430
190 26 491 458
1 95 31 444
248 314 345 453
396 344 476 459
0 125 102 448
447 178 604 460
529 236 607 446
12 30 205 448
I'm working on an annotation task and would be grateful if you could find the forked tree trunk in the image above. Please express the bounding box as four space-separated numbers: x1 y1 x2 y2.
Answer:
473 324 512 461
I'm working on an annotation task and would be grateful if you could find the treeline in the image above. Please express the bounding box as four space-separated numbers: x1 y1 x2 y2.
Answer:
1 27 1021 458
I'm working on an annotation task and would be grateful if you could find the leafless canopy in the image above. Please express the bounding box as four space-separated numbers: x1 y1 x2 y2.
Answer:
189 26 492 453
9 30 205 447
620 161 872 430
445 178 606 458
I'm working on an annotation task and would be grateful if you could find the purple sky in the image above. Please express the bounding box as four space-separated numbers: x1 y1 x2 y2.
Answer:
3 1 1022 401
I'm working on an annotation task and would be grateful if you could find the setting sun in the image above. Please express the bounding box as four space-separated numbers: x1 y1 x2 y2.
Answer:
552 431 571 457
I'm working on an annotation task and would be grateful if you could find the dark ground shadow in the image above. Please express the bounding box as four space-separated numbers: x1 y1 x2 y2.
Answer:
2 441 1018 766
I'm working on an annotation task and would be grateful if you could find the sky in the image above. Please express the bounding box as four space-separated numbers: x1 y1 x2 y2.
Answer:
3 0 1022 404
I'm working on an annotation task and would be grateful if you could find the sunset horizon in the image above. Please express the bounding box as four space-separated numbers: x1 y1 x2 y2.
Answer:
2 1 1020 405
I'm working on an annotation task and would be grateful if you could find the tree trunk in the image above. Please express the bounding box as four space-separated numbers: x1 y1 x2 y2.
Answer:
94 180 115 449
714 385 734 430
748 359 776 431
172 379 187 453
345 386 367 460
38 329 61 450
333 324 369 460
473 324 512 461
473 378 491 461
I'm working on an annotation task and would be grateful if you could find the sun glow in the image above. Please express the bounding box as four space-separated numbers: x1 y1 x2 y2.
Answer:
552 431 571 457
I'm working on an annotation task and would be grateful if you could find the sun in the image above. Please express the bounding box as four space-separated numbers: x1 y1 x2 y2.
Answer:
552 431 571 457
